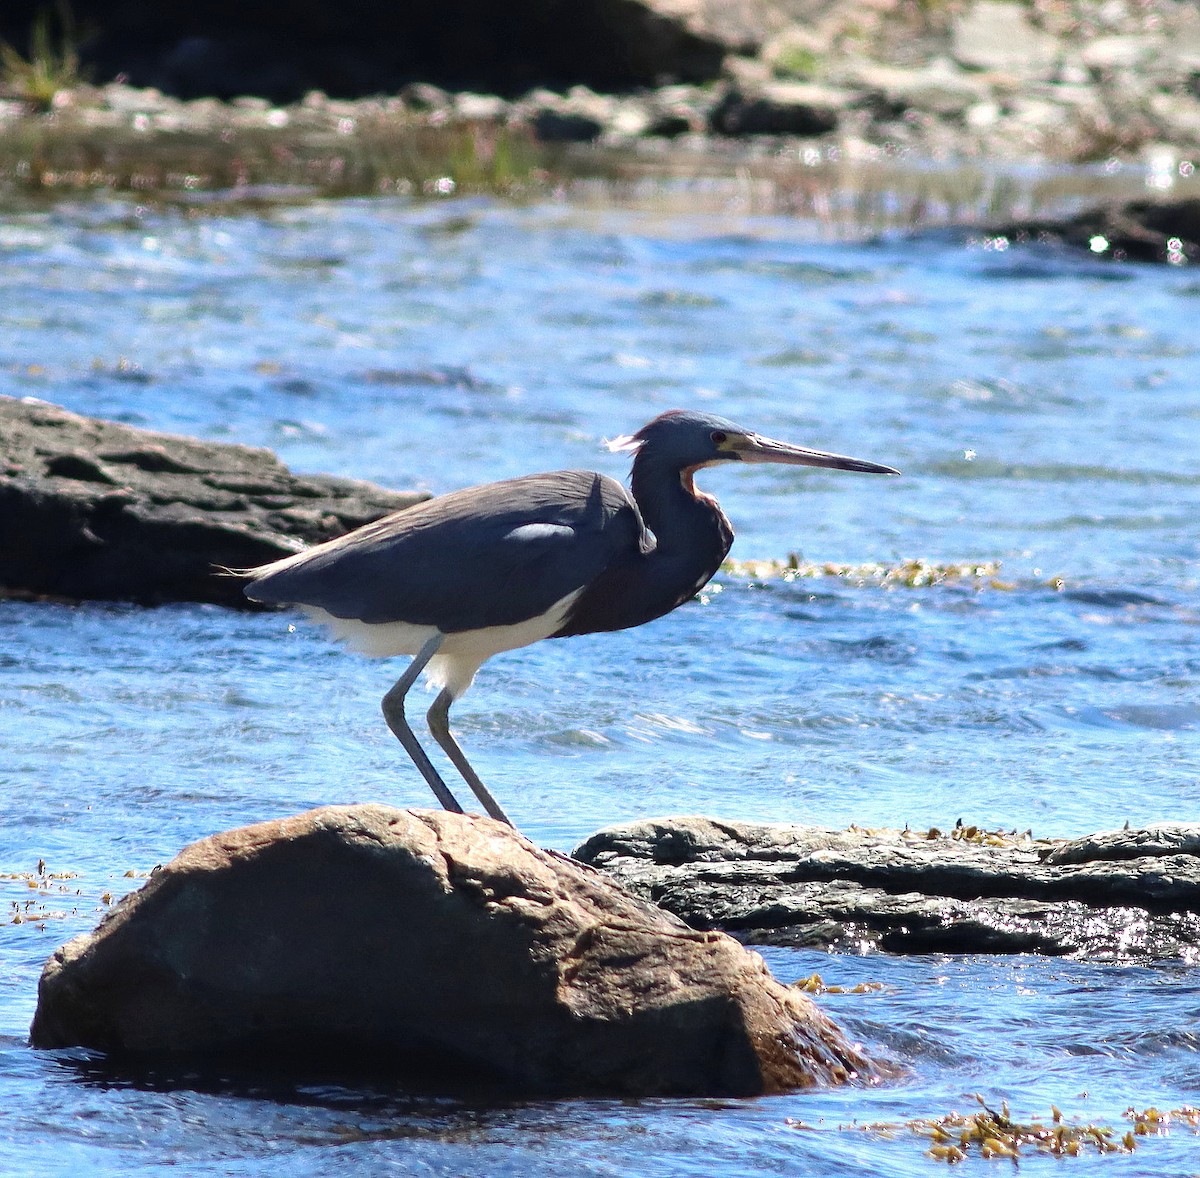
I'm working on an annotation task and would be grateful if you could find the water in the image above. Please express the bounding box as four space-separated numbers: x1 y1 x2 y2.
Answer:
1 192 1199 1175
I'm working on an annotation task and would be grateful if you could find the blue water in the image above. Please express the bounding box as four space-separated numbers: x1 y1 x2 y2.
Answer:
1 193 1199 1174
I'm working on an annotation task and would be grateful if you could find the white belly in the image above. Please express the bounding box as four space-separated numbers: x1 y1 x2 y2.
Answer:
298 588 582 699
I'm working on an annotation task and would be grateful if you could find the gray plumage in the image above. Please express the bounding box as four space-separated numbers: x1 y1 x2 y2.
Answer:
243 409 898 828
247 470 641 632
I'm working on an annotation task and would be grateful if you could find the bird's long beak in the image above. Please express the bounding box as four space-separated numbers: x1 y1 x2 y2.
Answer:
732 433 900 475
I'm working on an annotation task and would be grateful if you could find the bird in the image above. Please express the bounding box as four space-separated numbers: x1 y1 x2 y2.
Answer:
242 409 898 827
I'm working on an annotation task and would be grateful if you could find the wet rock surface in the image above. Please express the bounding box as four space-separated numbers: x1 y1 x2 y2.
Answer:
0 396 427 607
986 196 1200 264
574 817 1200 959
30 805 872 1096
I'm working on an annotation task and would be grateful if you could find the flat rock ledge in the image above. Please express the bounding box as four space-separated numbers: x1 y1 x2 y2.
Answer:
30 805 872 1097
0 396 427 607
574 817 1200 960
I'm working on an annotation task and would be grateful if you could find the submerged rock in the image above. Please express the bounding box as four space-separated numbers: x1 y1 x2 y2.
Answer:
0 396 427 607
30 806 872 1096
574 817 1200 960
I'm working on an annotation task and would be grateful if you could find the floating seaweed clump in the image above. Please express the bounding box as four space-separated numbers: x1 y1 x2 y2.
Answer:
916 1098 1132 1161
1125 1106 1200 1136
795 1097 1200 1163
907 820 1051 849
841 819 1058 851
721 556 1026 588
792 972 889 996
806 1103 1200 1166
3 859 81 925
1 859 144 926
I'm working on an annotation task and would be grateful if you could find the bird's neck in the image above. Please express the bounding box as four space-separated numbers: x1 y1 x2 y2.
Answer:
551 452 736 639
631 451 734 569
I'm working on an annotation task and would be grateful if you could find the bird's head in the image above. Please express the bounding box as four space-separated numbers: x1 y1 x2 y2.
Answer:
610 409 899 476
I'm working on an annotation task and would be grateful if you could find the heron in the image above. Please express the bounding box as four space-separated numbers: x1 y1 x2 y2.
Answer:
242 410 898 827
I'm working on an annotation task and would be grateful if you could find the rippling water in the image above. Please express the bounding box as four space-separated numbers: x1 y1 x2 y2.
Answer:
2 192 1199 1175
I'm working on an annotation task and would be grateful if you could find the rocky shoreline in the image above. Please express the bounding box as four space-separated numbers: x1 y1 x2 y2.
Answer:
3 88 1198 262
2 2 1199 191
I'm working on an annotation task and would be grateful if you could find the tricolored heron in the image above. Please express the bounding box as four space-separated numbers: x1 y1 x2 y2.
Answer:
243 410 897 826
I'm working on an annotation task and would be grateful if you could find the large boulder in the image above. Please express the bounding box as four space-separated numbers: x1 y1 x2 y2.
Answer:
30 805 873 1096
575 817 1200 958
0 396 426 607
0 1 808 100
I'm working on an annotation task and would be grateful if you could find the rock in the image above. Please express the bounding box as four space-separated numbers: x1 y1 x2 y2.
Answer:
721 54 775 91
1080 35 1162 73
532 109 604 143
762 27 826 81
30 806 872 1096
452 92 508 122
841 59 992 120
574 817 1200 959
644 84 711 137
400 82 452 113
516 86 616 142
1148 93 1200 142
710 83 847 137
0 396 427 607
1006 95 1070 132
1044 823 1200 866
606 98 655 139
645 109 700 138
964 100 1001 129
0 1 811 101
5 1 1200 174
988 197 1200 264
952 1 1060 77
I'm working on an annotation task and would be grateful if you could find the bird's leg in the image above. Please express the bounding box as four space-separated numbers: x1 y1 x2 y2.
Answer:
381 635 465 815
426 688 515 827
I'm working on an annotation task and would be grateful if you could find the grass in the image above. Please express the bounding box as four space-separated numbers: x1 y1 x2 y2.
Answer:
0 89 1172 221
0 4 86 111
0 114 550 201
772 45 822 82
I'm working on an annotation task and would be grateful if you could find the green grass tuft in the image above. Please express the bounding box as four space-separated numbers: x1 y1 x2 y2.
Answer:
0 3 86 111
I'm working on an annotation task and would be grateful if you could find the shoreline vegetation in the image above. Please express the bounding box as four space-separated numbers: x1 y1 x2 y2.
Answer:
0 1 1197 240
0 83 1196 254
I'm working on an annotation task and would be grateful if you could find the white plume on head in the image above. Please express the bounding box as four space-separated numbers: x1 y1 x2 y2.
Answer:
605 432 642 454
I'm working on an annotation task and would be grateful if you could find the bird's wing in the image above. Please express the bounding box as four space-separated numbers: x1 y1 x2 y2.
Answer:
244 470 644 632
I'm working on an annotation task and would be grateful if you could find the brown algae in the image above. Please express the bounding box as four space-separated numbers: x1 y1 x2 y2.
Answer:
790 1097 1200 1163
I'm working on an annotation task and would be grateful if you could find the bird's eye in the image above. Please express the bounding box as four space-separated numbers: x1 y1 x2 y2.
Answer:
711 430 728 445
